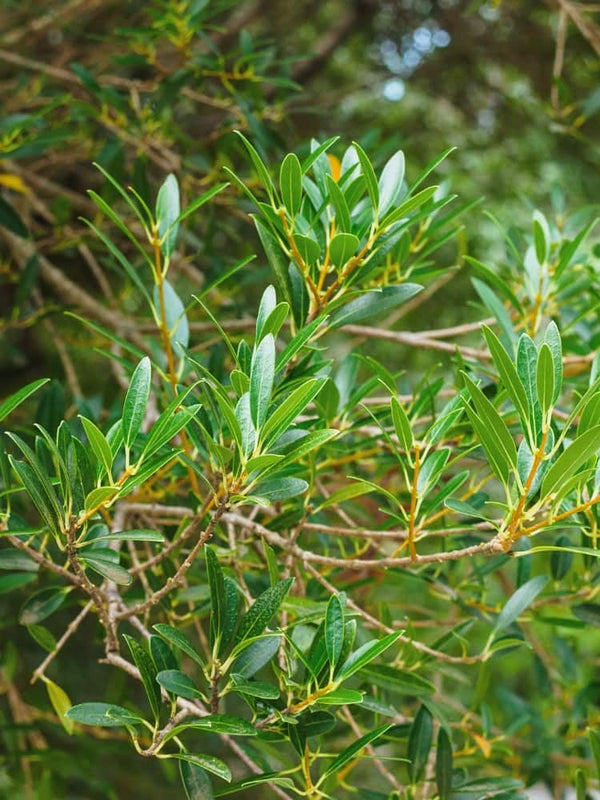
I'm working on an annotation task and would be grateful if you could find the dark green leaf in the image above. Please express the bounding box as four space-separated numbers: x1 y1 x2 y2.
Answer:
122 357 151 449
124 635 161 720
408 705 433 783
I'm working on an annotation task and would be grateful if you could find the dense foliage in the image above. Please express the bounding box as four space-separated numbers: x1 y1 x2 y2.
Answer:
2 2 600 799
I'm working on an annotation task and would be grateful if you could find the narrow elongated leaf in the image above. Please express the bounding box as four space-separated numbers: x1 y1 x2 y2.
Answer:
378 150 405 216
124 635 161 720
536 343 554 422
436 728 453 800
150 635 179 672
66 703 143 727
154 280 189 349
45 679 74 735
325 594 344 670
544 321 563 404
494 575 547 633
249 334 275 430
0 379 49 422
329 283 422 328
234 131 277 204
122 357 151 448
231 636 280 678
153 624 204 666
180 760 214 800
482 326 530 430
9 458 61 537
19 587 71 625
408 705 433 782
260 378 325 446
280 153 302 215
541 426 600 498
235 578 293 645
171 754 231 783
86 529 164 544
337 631 403 680
79 415 114 478
156 174 180 258
253 217 293 312
82 553 131 585
252 476 308 501
391 397 413 455
206 547 225 645
352 141 379 212
229 674 280 699
462 373 517 482
322 724 392 778
381 185 438 226
156 669 203 700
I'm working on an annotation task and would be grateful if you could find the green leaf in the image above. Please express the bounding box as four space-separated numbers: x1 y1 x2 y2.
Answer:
171 754 231 783
293 233 321 266
472 279 516 348
206 547 225 645
436 727 453 800
317 688 363 705
229 674 280 699
234 130 277 205
380 185 438 227
0 195 27 236
8 458 60 537
82 553 131 585
252 476 308 501
0 379 49 422
328 284 422 328
541 426 600 498
153 624 204 666
173 715 257 738
326 174 351 232
143 384 200 458
325 594 344 670
536 343 555 422
572 603 600 627
482 326 530 434
461 373 517 483
156 669 203 700
154 280 189 349
378 150 405 216
408 705 433 783
156 173 180 258
322 724 391 779
544 321 563 404
124 635 161 720
150 635 179 672
589 728 600 780
0 571 34 593
260 378 325 447
19 587 71 625
235 578 293 645
231 636 280 678
0 550 38 571
329 233 359 268
180 760 214 800
250 333 275 430
337 631 402 681
352 141 379 212
84 529 164 544
45 679 74 735
280 153 303 216
494 575 547 634
79 415 114 479
391 397 413 455
66 703 144 728
84 486 117 513
172 183 228 228
122 357 151 449
318 481 375 509
532 210 549 264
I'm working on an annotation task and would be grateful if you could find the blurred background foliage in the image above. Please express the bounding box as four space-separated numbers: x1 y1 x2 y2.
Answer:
2 0 600 797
